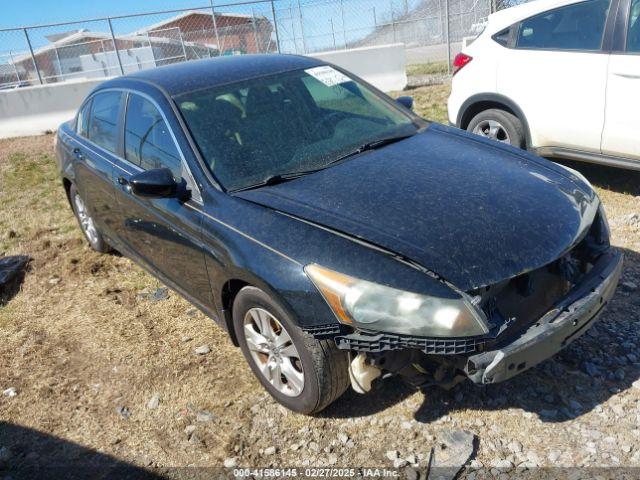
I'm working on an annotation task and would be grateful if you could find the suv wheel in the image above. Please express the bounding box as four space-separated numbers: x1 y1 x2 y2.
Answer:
467 109 524 148
69 184 110 253
233 286 350 414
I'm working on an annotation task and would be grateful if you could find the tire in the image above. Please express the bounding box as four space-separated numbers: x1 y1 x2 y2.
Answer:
69 184 110 253
233 286 350 414
467 109 525 149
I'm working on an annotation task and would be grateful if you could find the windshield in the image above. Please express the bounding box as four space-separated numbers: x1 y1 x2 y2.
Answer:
175 66 423 191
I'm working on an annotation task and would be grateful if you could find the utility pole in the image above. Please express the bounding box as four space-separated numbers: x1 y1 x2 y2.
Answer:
107 18 125 75
210 0 222 56
296 0 308 53
23 28 43 84
270 0 281 53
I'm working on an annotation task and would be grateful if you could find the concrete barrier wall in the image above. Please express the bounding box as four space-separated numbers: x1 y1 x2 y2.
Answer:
0 44 406 139
0 78 107 139
312 43 407 93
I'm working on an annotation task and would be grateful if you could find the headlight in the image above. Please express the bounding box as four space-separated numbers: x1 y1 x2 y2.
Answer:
305 264 490 338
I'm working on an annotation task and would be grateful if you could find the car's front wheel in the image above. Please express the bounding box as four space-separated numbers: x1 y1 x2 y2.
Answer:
233 286 350 414
69 184 110 253
467 109 524 148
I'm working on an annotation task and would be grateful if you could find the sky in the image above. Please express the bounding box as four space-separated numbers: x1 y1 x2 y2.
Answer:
0 0 424 56
0 0 245 29
1 0 292 52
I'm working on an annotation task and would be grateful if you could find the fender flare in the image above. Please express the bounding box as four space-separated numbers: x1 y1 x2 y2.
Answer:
456 93 533 149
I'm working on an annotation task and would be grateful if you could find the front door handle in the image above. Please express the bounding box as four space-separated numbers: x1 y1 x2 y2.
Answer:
613 71 640 79
117 176 132 193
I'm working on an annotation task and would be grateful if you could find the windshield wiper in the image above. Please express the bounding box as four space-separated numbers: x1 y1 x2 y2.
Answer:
328 132 416 165
230 170 318 193
230 133 416 193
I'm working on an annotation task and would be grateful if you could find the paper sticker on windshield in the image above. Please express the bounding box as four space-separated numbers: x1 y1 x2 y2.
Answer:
305 66 351 87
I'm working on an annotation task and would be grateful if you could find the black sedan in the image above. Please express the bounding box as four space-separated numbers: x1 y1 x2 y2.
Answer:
55 54 623 414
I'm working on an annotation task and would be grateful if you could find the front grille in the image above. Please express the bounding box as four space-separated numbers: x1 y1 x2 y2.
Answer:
302 323 342 338
335 331 486 355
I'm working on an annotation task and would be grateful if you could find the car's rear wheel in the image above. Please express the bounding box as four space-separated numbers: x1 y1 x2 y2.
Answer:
467 109 524 148
69 184 110 253
233 286 350 414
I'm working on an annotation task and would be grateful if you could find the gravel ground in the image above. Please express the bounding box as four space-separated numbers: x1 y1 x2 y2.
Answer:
1 90 640 479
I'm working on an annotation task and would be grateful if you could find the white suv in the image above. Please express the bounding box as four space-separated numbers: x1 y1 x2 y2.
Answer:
448 0 640 170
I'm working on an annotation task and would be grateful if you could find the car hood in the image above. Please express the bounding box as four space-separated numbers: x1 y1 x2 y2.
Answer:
235 124 598 291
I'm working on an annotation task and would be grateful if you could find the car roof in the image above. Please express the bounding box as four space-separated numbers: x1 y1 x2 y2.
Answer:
104 54 324 97
486 0 593 34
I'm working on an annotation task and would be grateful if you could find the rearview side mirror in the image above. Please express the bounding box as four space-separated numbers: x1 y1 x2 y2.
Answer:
396 96 414 110
129 168 177 198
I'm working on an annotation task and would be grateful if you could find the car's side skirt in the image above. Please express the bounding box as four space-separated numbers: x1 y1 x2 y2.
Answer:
103 232 226 331
535 146 640 171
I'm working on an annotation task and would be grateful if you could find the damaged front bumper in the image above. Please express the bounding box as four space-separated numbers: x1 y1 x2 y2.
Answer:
332 249 623 389
465 249 623 384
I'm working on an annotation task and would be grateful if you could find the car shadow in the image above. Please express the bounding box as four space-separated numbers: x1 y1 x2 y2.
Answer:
549 158 640 196
0 422 164 480
320 376 415 418
322 246 639 424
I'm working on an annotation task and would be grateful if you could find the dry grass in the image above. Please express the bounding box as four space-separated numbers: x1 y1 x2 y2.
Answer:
393 82 452 124
406 62 449 77
1 101 639 476
0 136 259 471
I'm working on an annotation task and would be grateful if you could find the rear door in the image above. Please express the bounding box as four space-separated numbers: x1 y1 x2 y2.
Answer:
497 0 613 151
72 91 124 242
601 0 640 160
111 91 213 308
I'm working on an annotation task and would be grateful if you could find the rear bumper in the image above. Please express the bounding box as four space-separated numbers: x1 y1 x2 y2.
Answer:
464 250 623 384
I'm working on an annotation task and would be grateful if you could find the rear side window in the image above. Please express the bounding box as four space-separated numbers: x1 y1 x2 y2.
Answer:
124 94 182 179
628 0 640 52
516 0 611 51
88 91 123 154
493 28 511 47
77 99 92 138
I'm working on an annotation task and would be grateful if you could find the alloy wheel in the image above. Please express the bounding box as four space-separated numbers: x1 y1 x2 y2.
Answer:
472 119 511 144
243 307 304 397
73 193 99 246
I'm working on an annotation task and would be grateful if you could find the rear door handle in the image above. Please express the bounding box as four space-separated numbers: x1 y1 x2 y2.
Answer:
72 147 83 160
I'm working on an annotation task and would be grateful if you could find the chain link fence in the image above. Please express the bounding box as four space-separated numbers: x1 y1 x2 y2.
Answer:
0 0 494 89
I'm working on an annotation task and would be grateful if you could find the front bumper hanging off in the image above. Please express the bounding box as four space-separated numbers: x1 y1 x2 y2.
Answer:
465 250 623 384
333 250 623 386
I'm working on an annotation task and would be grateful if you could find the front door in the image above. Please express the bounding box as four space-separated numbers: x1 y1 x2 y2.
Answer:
497 0 612 152
72 91 124 241
601 0 640 160
111 92 213 308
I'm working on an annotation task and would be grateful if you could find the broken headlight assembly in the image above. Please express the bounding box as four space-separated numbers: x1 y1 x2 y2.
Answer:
305 264 490 338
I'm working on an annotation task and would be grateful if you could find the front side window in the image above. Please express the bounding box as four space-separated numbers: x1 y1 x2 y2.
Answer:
176 66 422 191
88 91 123 154
516 0 611 51
628 0 640 52
124 94 182 179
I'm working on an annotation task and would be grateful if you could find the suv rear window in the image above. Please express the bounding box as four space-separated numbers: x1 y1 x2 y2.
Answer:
516 0 611 51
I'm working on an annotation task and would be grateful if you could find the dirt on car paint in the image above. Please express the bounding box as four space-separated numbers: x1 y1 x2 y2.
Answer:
1 88 640 477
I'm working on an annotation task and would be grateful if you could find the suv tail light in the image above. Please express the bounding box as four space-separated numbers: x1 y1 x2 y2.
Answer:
452 53 473 76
